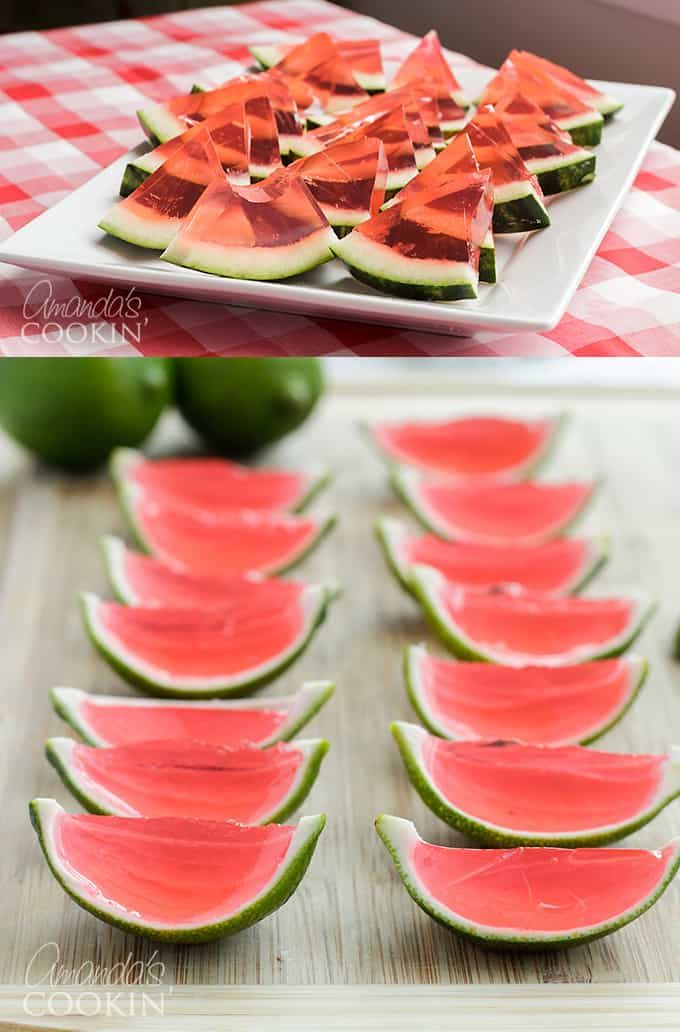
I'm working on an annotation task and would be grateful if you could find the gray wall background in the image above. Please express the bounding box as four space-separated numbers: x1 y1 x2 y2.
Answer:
349 0 680 146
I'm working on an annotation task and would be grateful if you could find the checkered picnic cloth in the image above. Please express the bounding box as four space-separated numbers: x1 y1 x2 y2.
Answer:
0 0 679 356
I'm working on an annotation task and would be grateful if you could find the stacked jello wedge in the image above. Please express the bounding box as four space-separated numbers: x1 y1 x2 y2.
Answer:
30 450 337 942
368 414 680 949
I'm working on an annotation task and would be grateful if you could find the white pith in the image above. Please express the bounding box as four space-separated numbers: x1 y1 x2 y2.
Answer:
376 517 410 583
440 116 469 134
249 44 284 68
135 152 164 175
415 146 436 170
493 178 541 205
481 229 494 251
99 203 184 250
393 464 592 544
332 232 478 290
81 585 327 692
51 681 333 748
377 814 680 943
47 736 326 823
162 224 335 279
410 563 655 667
138 104 184 144
525 149 593 175
395 720 679 842
555 108 604 131
33 798 324 932
406 645 647 744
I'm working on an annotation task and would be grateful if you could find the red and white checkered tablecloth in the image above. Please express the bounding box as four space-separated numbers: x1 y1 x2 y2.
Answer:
1 0 679 357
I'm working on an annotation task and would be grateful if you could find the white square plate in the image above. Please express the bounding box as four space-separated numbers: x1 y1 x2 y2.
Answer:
0 67 674 337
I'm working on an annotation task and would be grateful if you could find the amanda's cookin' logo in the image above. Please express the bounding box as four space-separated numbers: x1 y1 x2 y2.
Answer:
23 942 170 1018
22 280 149 347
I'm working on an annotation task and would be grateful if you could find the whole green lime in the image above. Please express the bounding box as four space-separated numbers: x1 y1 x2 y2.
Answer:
174 358 324 455
0 358 172 469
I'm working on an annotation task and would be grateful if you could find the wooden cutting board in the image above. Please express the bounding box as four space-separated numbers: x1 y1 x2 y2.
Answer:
0 383 678 996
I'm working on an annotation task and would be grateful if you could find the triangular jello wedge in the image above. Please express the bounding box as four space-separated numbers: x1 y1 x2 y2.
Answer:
495 93 596 196
331 171 494 300
512 49 622 119
479 58 604 147
100 127 224 250
465 106 550 234
392 30 469 134
120 103 250 198
291 138 387 232
162 169 335 280
388 134 496 283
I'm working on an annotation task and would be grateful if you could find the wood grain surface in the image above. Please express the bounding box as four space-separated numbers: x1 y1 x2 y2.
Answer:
0 382 679 990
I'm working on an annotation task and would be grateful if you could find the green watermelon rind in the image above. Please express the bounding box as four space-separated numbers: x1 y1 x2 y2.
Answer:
50 680 335 749
375 517 610 599
491 180 551 234
331 232 478 302
79 585 334 699
390 463 597 543
479 231 496 284
555 109 604 147
137 104 184 145
408 563 657 665
29 798 326 943
161 224 336 280
403 643 649 746
45 735 330 825
390 720 679 847
374 813 680 949
525 150 596 196
120 163 148 198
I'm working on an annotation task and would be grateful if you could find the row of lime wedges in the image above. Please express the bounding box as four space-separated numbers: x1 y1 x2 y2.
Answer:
367 413 680 949
30 444 341 943
0 357 323 467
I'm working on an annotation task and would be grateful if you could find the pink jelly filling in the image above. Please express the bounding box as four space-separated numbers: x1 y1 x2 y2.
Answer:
411 838 675 933
80 697 289 749
423 739 665 832
71 740 303 822
99 596 306 677
130 458 306 512
55 812 295 925
134 501 317 576
122 550 304 609
401 536 590 594
442 589 633 660
418 655 635 745
375 417 552 478
420 481 592 543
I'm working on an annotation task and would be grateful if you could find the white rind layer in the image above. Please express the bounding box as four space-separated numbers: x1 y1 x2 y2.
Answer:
81 585 327 692
162 224 335 279
138 105 185 144
525 149 593 175
555 109 604 131
33 798 324 932
98 203 184 251
332 232 478 290
376 814 680 943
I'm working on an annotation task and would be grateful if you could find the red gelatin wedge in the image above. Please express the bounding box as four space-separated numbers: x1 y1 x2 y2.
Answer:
376 518 608 596
51 681 334 749
30 799 325 941
409 566 654 666
46 738 329 824
391 723 680 845
80 584 333 697
404 644 647 746
111 447 330 515
393 468 595 545
99 126 224 250
375 815 680 948
368 414 559 479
